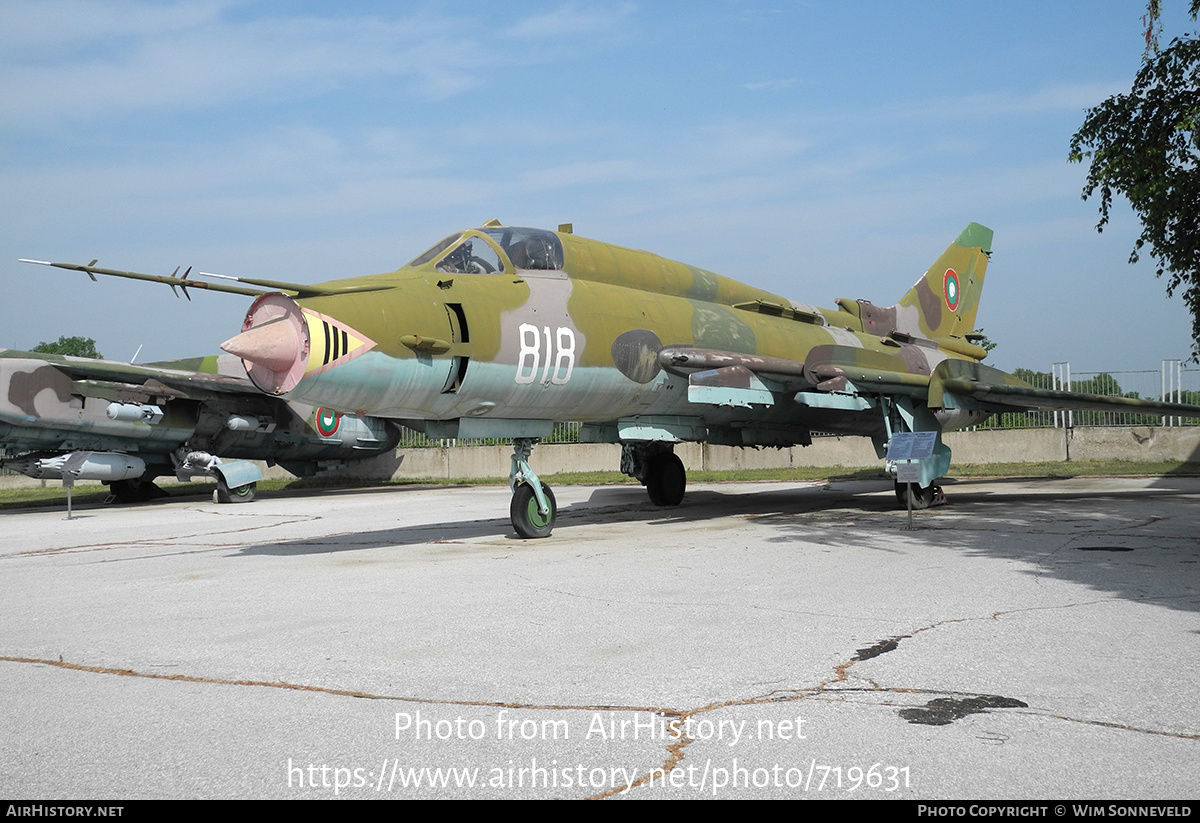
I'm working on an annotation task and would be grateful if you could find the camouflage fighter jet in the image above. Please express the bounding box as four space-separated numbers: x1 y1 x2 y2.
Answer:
23 221 1200 535
0 348 400 503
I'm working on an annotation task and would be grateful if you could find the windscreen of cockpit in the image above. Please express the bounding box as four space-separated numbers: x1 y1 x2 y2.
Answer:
481 227 564 270
434 235 505 275
406 233 462 268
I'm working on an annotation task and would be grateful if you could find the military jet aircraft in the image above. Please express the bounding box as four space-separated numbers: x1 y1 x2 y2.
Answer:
23 221 1200 535
0 348 400 504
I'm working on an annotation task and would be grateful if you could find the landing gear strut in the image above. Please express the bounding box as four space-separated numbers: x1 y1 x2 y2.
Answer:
878 395 950 513
509 438 556 538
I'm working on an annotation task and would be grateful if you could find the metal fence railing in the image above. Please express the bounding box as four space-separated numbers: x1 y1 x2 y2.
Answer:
396 421 583 449
975 361 1199 430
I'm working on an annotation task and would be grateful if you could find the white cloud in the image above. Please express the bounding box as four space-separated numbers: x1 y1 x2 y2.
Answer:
0 13 480 121
516 158 650 191
868 81 1129 125
501 2 635 41
0 0 227 52
743 78 799 92
0 3 638 125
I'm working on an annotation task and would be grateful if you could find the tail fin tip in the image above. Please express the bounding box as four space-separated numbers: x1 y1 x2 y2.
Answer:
956 222 993 255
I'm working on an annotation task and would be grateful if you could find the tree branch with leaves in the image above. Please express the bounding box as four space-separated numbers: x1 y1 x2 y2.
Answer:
31 336 104 359
1069 0 1200 359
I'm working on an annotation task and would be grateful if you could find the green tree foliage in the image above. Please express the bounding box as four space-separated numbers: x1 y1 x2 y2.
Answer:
1071 372 1123 397
31 335 104 359
971 328 997 355
1068 1 1200 360
986 368 1184 428
1013 367 1051 387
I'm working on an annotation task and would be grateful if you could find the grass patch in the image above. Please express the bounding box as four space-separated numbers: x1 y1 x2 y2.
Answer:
0 482 207 510
0 477 300 510
945 460 1200 479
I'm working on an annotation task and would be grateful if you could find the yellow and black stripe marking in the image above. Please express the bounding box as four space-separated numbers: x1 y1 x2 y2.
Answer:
303 308 376 377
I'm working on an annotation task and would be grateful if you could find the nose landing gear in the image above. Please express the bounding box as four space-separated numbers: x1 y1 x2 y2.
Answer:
509 438 557 538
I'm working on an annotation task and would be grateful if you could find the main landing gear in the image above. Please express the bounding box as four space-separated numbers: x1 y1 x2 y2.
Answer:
509 438 556 538
894 481 944 510
622 443 686 507
107 477 168 504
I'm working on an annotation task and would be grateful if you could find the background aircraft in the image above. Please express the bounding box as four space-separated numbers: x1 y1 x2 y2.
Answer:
25 221 1200 535
0 349 399 504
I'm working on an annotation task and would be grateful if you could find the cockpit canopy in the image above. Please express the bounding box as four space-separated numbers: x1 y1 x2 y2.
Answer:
406 227 565 274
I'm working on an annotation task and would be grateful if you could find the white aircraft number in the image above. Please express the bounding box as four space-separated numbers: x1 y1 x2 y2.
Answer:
515 323 575 385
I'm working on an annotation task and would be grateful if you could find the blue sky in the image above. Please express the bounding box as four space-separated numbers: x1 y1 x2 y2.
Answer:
2 0 1196 374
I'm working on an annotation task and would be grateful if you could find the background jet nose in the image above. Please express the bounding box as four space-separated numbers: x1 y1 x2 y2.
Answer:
220 293 310 394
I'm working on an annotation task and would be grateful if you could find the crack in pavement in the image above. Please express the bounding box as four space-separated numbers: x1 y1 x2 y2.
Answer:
5 597 1197 799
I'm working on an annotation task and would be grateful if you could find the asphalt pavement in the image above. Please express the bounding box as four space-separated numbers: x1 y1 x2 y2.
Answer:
1 476 1197 799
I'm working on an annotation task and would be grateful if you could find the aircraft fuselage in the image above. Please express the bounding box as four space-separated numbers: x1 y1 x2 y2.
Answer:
225 226 982 447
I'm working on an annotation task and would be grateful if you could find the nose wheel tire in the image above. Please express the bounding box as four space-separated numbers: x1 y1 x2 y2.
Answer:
645 453 686 506
511 481 557 539
216 477 257 504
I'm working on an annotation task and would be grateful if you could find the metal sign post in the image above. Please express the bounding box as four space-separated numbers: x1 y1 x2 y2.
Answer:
895 460 920 529
886 432 938 530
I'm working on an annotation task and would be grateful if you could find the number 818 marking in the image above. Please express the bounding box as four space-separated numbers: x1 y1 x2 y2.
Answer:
515 323 576 385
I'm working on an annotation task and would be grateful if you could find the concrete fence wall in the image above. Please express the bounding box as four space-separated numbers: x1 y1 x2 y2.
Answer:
5 426 1198 490
263 425 1200 483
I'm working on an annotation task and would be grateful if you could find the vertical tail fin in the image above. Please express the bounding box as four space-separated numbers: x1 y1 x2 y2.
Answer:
894 223 992 344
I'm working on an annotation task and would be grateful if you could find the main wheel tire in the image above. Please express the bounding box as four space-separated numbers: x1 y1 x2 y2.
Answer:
510 481 557 539
895 481 935 510
646 453 686 506
215 477 257 504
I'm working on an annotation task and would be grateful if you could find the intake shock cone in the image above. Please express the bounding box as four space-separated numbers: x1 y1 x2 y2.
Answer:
220 293 310 395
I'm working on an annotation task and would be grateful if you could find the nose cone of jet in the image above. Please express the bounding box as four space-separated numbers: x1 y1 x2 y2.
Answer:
221 319 301 374
221 293 310 394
